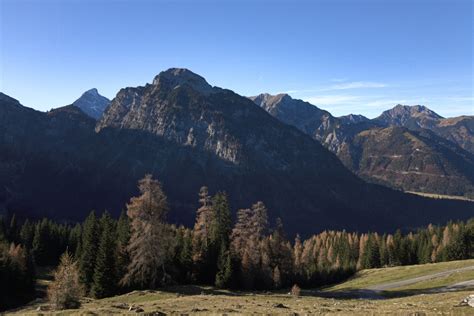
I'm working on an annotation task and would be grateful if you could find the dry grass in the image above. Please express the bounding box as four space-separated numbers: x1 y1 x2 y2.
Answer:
326 259 474 292
8 259 474 315
8 287 474 315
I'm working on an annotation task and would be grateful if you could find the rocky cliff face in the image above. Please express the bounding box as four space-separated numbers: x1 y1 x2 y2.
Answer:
73 88 110 119
249 93 352 152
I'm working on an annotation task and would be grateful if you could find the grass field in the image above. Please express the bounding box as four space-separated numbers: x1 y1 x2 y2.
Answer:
326 259 474 292
8 260 474 315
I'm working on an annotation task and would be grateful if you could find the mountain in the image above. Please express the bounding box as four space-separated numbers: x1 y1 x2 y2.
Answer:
72 88 110 119
249 93 337 142
252 93 474 198
1 70 473 236
249 93 351 152
339 114 370 125
337 126 474 198
375 104 443 129
375 105 474 154
434 116 474 154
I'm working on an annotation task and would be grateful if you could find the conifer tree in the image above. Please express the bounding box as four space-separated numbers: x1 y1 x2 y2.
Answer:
48 252 84 310
293 234 303 279
210 192 232 286
116 210 131 285
32 219 52 266
272 265 281 289
91 212 117 298
68 224 82 259
121 174 173 288
8 214 19 244
362 234 380 269
20 219 35 249
215 243 233 288
177 228 193 282
191 186 214 282
79 211 100 291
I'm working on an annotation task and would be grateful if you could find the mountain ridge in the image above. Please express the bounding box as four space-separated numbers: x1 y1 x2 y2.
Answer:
1 70 473 236
251 93 474 197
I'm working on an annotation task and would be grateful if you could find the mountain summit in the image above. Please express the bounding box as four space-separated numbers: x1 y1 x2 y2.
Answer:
375 104 443 129
151 68 217 95
72 88 110 119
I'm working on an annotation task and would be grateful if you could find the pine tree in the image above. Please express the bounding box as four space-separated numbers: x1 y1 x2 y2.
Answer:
121 174 174 288
32 219 51 266
8 214 19 244
68 224 82 258
210 192 232 286
177 228 193 283
116 210 130 285
79 211 100 291
215 243 233 288
91 212 117 298
362 234 380 269
20 219 35 249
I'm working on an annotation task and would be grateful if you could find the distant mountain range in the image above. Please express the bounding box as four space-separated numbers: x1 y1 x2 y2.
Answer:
0 69 472 236
251 93 474 198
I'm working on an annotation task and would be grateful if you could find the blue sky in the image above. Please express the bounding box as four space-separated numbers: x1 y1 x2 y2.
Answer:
1 0 472 118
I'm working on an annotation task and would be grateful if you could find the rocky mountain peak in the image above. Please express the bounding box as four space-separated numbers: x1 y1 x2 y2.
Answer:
375 104 443 129
338 114 370 125
251 93 290 106
386 104 442 119
72 88 110 120
152 68 215 94
84 88 99 96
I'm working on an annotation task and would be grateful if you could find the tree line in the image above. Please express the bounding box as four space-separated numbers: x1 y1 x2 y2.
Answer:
0 174 473 310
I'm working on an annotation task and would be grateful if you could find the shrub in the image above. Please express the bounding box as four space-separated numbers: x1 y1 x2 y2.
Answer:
290 284 301 296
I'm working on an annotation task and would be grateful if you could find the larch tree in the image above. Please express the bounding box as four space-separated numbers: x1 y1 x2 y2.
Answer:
48 252 84 310
191 186 214 282
121 174 173 289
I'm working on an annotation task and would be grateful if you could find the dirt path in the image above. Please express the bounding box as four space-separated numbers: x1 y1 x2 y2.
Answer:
366 265 474 292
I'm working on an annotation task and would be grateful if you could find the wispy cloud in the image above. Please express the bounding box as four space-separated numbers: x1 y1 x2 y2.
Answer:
330 78 349 83
284 80 388 94
324 81 388 91
304 95 361 105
